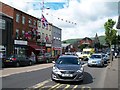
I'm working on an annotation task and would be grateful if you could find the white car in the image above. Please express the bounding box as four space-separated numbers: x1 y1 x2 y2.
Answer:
76 52 82 59
88 53 104 67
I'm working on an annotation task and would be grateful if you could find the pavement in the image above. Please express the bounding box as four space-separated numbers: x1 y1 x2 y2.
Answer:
104 57 119 89
0 63 53 77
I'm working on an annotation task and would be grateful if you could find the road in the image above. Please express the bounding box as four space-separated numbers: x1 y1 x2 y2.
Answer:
1 60 118 90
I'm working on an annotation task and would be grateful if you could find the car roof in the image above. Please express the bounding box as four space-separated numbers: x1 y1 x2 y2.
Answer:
59 55 78 58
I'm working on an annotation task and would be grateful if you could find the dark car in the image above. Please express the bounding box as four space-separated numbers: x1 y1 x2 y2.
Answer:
3 54 34 67
37 53 53 63
51 55 84 82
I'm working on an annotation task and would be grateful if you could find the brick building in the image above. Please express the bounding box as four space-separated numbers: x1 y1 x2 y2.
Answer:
0 2 62 62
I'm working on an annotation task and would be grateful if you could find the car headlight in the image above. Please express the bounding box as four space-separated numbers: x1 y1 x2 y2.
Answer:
77 67 83 73
88 60 92 63
52 66 61 74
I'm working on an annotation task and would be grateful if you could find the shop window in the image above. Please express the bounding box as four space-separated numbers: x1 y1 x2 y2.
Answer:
0 19 6 29
16 14 20 23
22 16 25 24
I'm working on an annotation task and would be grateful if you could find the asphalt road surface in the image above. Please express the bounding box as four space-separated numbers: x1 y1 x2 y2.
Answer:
1 61 118 90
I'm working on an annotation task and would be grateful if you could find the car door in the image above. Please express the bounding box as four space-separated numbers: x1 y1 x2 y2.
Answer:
20 55 27 65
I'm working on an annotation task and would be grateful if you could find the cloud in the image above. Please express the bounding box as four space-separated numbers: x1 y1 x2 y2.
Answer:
44 0 118 40
1 0 118 41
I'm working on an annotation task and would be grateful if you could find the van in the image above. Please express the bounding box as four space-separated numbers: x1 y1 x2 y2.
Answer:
80 48 95 60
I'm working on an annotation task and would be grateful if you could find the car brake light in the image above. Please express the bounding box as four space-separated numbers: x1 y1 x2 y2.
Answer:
12 58 16 60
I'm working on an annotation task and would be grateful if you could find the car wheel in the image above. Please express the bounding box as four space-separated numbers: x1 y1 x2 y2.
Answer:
29 61 32 66
16 62 20 67
101 62 104 67
46 59 49 63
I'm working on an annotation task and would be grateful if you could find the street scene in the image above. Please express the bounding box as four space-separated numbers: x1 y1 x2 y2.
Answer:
0 0 120 90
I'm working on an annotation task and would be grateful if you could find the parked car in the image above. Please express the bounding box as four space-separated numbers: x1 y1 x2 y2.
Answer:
88 53 104 67
37 53 53 63
102 53 110 64
51 55 84 82
3 54 34 67
76 52 82 59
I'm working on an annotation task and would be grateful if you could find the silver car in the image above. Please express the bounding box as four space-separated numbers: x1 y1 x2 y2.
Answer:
51 55 84 82
88 53 104 67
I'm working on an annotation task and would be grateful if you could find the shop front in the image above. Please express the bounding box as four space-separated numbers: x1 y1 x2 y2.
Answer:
52 47 61 57
46 43 52 53
14 40 28 56
28 41 46 63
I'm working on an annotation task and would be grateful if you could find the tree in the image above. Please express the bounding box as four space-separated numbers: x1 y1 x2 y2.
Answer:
104 19 117 65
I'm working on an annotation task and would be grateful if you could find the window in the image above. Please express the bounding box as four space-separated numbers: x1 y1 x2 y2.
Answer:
42 33 44 42
16 14 20 23
28 18 32 24
33 20 36 25
49 35 51 41
37 20 41 27
0 19 6 29
22 16 25 24
22 30 25 35
37 32 41 39
16 29 19 39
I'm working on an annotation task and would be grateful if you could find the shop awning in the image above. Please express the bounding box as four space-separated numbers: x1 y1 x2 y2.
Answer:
29 45 42 51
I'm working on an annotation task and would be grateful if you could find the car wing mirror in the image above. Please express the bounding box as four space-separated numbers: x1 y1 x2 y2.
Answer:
52 61 55 64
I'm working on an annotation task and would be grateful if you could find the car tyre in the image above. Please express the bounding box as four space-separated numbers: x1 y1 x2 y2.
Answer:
46 59 49 63
16 62 20 67
29 61 32 66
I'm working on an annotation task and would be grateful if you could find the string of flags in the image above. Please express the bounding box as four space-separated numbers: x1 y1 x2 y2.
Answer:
32 2 77 25
45 12 77 25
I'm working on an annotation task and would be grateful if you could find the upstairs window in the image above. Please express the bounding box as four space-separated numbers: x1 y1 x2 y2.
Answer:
37 20 41 27
28 18 32 24
33 20 36 26
16 14 20 23
22 16 25 24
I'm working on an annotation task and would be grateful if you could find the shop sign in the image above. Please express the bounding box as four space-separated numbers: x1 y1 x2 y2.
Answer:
53 47 61 50
14 40 27 45
46 44 51 47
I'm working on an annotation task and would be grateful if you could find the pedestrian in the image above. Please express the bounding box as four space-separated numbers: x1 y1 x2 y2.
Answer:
31 52 36 62
114 52 117 58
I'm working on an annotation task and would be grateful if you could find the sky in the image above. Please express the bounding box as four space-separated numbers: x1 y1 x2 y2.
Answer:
1 0 119 41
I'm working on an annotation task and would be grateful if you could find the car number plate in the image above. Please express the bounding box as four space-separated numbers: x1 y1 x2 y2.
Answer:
92 61 96 63
6 60 10 62
62 74 73 77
